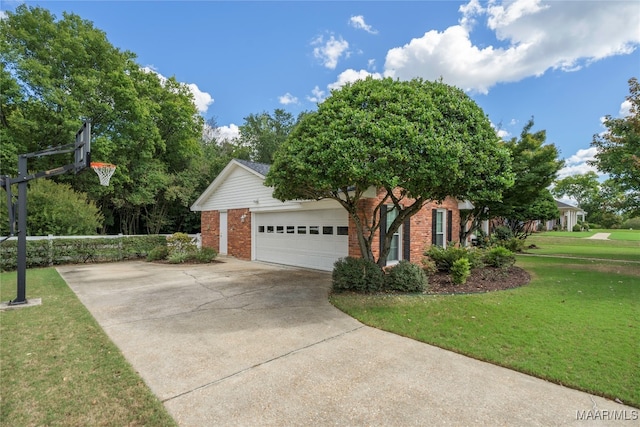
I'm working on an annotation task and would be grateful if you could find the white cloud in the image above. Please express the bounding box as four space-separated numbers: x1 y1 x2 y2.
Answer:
312 34 349 69
213 124 240 142
279 92 299 105
565 147 597 166
367 59 376 70
0 11 7 20
327 69 383 91
187 83 213 113
349 15 378 34
383 0 640 93
307 86 326 104
619 100 632 117
557 147 600 179
491 121 510 139
141 67 213 114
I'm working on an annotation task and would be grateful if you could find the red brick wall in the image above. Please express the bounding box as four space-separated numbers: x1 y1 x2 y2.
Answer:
201 210 220 252
227 208 251 260
347 187 461 265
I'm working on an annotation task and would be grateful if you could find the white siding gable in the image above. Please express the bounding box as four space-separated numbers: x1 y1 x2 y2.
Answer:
195 165 296 211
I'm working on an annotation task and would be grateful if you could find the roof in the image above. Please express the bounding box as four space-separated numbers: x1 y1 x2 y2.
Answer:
191 158 271 211
555 199 586 214
555 200 579 209
235 159 270 177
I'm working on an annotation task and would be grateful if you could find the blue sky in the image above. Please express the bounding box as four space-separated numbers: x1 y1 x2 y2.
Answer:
3 0 639 178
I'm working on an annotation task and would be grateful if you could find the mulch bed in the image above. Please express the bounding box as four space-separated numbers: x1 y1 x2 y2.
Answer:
426 266 531 294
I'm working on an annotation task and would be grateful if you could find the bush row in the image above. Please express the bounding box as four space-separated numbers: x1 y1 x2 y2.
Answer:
332 258 428 294
425 245 516 272
146 233 217 264
0 235 166 271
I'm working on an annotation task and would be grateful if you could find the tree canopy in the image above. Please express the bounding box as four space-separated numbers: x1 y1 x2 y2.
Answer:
460 119 563 240
265 77 513 266
1 5 204 234
590 77 640 216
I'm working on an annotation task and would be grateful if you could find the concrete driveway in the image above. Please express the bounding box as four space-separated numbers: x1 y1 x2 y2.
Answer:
57 258 636 426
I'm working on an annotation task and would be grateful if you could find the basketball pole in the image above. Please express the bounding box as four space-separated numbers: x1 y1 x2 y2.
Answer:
1 121 91 305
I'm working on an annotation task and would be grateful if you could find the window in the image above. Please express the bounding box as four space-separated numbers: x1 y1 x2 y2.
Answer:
258 226 265 233
267 226 274 233
337 226 349 235
386 206 401 263
323 226 333 235
286 226 295 234
297 226 306 234
309 226 319 235
435 210 446 247
276 226 284 233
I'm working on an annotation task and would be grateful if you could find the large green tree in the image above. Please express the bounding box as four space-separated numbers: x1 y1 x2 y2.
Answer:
238 109 302 164
590 77 640 216
265 77 513 266
551 171 600 209
1 5 204 234
552 173 628 227
461 119 563 241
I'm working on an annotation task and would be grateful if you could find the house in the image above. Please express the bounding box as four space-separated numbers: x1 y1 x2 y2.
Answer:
190 159 463 271
543 200 587 231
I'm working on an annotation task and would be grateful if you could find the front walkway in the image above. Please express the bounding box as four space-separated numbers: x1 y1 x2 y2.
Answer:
57 258 637 426
588 233 611 240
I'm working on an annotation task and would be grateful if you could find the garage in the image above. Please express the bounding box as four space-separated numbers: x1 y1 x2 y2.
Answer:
254 209 349 271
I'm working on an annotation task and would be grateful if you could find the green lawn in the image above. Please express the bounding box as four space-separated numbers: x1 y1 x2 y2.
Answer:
539 229 640 241
526 232 640 261
0 268 177 426
331 256 640 408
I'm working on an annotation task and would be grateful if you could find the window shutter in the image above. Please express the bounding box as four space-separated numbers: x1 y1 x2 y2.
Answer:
403 217 411 261
379 205 387 256
431 209 437 245
447 210 453 243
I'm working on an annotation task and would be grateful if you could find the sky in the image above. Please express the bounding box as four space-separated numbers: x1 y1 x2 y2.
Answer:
2 0 639 179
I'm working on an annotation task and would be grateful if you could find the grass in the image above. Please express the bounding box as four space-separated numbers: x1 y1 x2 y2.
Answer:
540 229 640 241
330 253 640 408
0 268 177 427
525 232 640 261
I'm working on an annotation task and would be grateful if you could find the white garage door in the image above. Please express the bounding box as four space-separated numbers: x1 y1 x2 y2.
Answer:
255 209 349 271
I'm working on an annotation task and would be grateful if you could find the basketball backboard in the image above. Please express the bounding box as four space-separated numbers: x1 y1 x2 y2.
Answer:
74 120 91 173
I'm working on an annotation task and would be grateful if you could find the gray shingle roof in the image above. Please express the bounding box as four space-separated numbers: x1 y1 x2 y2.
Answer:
235 159 271 177
555 199 579 209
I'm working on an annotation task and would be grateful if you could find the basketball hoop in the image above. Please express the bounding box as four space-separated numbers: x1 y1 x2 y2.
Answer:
91 162 116 186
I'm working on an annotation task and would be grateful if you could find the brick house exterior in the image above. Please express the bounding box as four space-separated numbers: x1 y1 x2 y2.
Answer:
192 159 463 271
347 188 460 262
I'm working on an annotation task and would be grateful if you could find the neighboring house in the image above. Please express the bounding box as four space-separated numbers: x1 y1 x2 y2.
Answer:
543 200 587 231
191 159 464 271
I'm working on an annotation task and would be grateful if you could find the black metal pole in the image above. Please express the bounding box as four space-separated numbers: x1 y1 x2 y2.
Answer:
11 155 28 305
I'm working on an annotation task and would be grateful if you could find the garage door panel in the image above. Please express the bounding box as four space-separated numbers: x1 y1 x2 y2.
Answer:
255 210 348 271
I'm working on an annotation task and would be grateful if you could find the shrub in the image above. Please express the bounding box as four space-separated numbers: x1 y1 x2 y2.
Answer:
421 258 438 275
425 245 483 272
0 179 103 236
572 224 582 232
147 245 169 262
332 257 384 293
166 232 197 256
622 217 640 229
384 260 428 293
493 226 514 242
502 238 525 253
451 258 471 285
167 252 189 264
484 247 516 268
194 247 217 263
